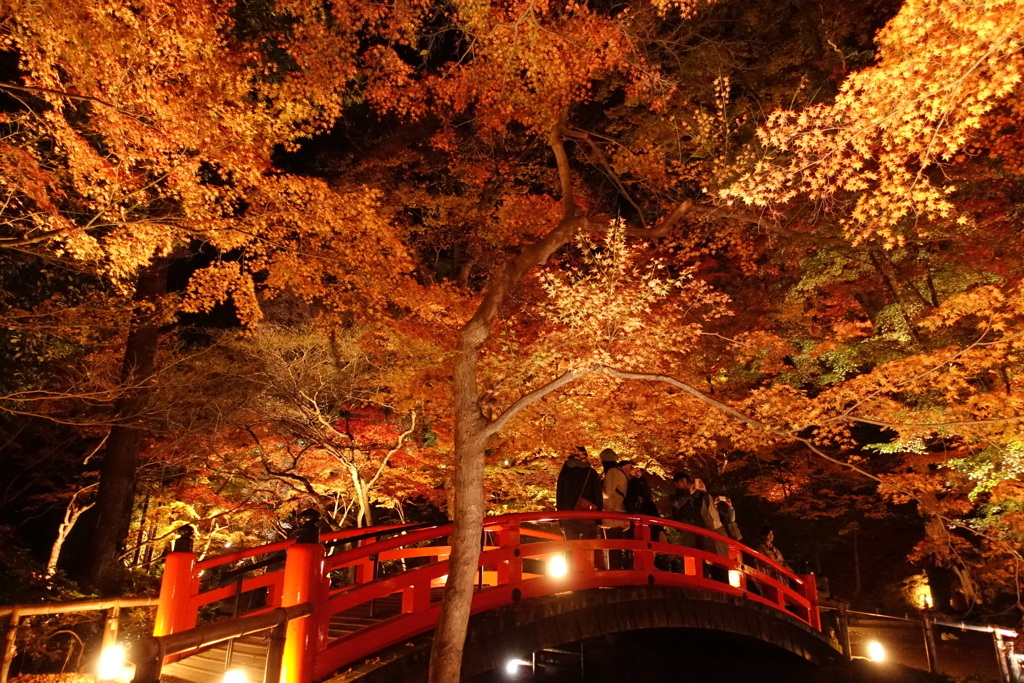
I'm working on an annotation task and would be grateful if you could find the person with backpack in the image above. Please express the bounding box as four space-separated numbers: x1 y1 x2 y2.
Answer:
555 447 603 541
623 462 669 569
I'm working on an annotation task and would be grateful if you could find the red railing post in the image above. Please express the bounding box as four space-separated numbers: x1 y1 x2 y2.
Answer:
154 526 197 637
728 540 746 592
799 574 821 631
354 538 377 584
281 513 326 683
633 519 653 572
495 522 521 585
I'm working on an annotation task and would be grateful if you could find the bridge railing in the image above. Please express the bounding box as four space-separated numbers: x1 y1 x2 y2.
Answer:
153 525 420 638
152 512 819 683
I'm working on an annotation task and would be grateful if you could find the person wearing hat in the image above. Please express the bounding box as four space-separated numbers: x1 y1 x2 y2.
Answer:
600 449 630 569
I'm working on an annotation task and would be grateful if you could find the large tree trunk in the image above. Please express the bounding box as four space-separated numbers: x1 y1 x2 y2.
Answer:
426 366 491 681
425 121 691 683
87 259 166 584
427 121 585 683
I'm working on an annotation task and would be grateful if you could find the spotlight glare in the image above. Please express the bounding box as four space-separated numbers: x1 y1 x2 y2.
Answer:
505 659 531 675
548 555 568 577
98 646 126 681
224 670 248 683
868 641 885 662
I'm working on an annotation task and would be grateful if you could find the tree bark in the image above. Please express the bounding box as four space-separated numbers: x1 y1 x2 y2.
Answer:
348 465 373 528
87 259 166 584
426 119 694 683
426 121 585 683
46 487 95 578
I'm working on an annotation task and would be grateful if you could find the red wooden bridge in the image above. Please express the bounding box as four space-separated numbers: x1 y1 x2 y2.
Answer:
149 511 827 683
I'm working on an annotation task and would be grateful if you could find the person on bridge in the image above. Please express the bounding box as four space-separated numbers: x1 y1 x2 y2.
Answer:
624 463 665 541
624 463 670 569
716 496 742 541
601 450 630 570
668 472 702 549
556 447 603 542
691 478 730 583
757 527 791 573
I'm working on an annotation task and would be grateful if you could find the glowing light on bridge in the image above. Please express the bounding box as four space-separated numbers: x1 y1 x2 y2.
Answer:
98 645 126 681
548 555 568 577
728 570 742 588
868 641 885 662
505 659 531 675
224 670 248 683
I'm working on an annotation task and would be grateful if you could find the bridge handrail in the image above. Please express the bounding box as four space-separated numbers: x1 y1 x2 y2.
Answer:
173 512 809 628
313 515 810 617
194 524 421 571
316 511 801 587
186 513 801 617
154 510 820 683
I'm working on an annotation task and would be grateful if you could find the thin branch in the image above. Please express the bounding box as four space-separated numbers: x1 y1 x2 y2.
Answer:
686 203 852 248
0 82 146 121
599 365 886 485
549 112 577 218
486 368 590 436
367 411 417 490
81 432 110 465
829 414 1024 429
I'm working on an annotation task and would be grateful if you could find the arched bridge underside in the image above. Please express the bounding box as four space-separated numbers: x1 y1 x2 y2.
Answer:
328 586 840 683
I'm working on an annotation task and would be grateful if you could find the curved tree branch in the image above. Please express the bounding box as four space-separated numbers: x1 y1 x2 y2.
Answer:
486 368 591 436
600 365 884 484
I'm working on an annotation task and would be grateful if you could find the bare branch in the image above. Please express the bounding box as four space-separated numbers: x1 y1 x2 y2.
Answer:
549 113 577 219
367 410 417 490
486 368 590 437
599 365 885 484
828 414 1024 429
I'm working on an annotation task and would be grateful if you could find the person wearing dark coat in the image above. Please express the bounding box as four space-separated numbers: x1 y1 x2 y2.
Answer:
624 465 663 532
555 447 603 541
624 464 670 569
669 472 702 548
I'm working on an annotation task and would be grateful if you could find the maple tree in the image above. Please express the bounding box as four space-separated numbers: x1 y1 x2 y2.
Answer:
4 0 1024 679
0 0 420 581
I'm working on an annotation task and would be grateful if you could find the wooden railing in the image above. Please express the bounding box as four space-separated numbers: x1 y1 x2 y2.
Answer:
1 596 158 683
150 511 820 683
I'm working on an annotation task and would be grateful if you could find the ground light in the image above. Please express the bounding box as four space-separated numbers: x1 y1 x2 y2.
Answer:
868 641 886 662
505 659 532 675
98 645 126 681
224 670 248 683
548 555 568 577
